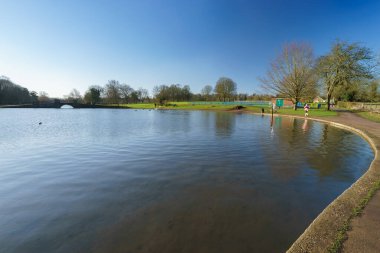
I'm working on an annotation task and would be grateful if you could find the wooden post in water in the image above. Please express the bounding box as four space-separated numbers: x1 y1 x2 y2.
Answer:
270 102 274 127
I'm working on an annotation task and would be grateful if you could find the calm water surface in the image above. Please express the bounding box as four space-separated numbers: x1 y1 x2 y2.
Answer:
0 109 373 253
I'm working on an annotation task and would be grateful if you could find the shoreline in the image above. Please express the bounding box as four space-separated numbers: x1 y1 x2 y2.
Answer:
217 109 380 252
278 113 379 252
1 106 377 251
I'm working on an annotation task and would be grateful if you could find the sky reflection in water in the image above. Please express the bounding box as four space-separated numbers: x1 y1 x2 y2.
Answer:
0 109 373 253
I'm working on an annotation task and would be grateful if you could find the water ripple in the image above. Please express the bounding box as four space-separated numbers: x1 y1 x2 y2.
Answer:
0 109 373 253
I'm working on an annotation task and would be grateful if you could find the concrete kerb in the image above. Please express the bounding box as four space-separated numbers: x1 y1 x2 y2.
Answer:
219 110 378 252
274 115 379 253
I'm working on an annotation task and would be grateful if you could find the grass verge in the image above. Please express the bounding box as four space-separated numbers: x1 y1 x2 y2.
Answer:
275 108 337 117
108 102 337 117
328 180 380 253
123 103 155 109
356 111 380 123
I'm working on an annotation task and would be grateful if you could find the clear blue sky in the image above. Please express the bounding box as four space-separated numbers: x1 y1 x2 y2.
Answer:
1 0 379 97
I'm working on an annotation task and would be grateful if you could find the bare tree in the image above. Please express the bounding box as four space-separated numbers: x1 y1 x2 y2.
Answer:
119 84 134 103
105 80 121 104
38 91 50 103
137 88 149 102
68 89 82 103
153 84 192 104
260 43 317 110
214 77 237 102
201 85 213 101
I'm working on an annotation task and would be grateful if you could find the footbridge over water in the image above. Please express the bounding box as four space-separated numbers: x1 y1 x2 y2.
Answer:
36 100 87 108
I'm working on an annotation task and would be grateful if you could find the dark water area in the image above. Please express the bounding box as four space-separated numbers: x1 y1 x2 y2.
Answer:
0 109 373 253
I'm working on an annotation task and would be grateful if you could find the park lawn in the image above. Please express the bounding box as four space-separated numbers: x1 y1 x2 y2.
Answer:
124 101 235 110
156 102 337 116
162 103 235 110
101 103 155 109
100 103 128 108
357 111 380 123
275 108 337 117
161 102 268 112
102 102 235 110
124 103 155 109
159 104 336 117
102 102 337 117
244 106 270 113
104 102 235 110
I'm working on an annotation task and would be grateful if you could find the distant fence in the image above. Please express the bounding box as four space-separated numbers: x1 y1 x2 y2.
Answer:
191 101 272 107
189 101 333 109
305 102 327 109
337 101 380 112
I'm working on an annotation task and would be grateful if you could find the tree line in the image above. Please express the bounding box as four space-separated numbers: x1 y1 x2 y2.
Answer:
0 76 270 106
1 40 378 108
261 41 379 110
152 78 260 104
0 76 34 105
80 81 150 105
80 78 270 105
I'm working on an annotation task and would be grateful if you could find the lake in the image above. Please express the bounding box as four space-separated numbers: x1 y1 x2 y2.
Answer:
0 109 373 252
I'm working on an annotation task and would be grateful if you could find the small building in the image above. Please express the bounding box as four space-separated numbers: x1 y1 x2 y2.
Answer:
271 98 294 108
313 96 326 103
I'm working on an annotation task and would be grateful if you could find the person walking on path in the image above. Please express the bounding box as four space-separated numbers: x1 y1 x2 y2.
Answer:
304 103 310 117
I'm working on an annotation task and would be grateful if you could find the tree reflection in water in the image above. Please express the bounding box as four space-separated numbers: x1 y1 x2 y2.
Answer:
214 112 236 137
261 116 367 183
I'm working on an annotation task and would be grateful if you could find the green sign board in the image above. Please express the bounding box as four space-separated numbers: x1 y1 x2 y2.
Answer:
276 99 284 107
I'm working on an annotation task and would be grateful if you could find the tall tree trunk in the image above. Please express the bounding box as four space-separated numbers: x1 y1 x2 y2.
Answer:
327 94 331 111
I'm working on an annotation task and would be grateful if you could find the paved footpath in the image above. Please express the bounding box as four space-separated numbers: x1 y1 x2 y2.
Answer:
321 112 380 253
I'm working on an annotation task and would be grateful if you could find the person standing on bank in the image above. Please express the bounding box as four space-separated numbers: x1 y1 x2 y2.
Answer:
304 103 310 117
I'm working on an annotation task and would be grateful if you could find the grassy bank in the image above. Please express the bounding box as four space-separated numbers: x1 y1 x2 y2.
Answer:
274 108 337 117
103 102 337 117
328 180 380 253
356 111 380 123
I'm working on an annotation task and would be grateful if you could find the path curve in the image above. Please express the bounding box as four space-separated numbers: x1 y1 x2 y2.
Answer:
286 112 380 252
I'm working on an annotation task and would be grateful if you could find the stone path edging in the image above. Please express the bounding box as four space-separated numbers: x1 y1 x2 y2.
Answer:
277 115 380 253
225 110 379 252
